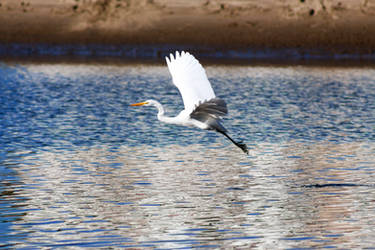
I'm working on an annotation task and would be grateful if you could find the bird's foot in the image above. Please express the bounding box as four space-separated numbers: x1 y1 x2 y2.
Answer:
236 141 249 155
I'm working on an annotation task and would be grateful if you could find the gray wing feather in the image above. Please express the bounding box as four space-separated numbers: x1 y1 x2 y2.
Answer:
190 98 228 132
191 98 227 116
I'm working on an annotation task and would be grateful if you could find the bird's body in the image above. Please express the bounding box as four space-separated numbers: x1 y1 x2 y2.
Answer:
131 51 248 154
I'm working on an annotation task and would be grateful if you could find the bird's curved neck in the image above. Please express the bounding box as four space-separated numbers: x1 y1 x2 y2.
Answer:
153 100 165 117
151 100 176 124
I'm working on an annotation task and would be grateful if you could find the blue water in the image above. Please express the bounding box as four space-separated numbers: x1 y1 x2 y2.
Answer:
1 62 375 248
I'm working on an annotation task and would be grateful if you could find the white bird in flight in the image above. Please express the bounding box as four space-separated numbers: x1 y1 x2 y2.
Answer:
131 51 248 154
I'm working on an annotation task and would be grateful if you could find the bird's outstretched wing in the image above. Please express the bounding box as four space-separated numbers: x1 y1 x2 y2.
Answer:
190 98 228 132
166 51 216 112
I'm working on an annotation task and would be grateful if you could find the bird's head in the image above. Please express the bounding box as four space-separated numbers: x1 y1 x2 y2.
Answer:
130 99 158 107
130 99 164 116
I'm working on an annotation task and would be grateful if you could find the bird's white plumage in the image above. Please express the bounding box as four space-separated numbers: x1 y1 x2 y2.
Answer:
130 51 248 154
166 51 215 112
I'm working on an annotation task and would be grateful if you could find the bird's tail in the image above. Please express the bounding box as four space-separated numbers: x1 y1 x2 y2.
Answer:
217 130 248 154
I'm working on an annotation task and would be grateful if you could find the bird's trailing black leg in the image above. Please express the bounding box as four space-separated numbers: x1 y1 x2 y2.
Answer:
217 130 248 154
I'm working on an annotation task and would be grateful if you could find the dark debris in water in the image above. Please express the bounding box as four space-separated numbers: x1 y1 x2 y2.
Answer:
303 183 371 188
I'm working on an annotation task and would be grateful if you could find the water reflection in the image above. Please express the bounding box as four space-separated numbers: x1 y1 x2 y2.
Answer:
279 142 375 248
3 142 373 248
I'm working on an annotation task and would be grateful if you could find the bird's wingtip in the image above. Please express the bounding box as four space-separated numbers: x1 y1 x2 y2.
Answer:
167 50 194 65
169 53 174 61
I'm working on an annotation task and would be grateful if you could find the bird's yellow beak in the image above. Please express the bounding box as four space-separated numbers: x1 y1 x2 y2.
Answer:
130 101 148 106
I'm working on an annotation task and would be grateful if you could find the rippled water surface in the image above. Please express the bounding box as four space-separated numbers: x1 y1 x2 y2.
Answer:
1 62 375 249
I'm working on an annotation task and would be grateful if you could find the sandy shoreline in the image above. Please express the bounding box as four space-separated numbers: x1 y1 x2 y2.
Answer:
1 0 375 60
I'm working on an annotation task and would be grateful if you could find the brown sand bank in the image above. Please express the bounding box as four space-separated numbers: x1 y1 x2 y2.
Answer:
1 0 375 58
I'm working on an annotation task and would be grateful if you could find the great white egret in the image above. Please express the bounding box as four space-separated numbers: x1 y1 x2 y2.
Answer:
131 51 248 154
